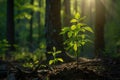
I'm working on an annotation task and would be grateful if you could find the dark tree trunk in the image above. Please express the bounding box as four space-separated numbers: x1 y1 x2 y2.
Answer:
95 0 106 57
45 0 64 60
29 0 34 52
7 0 15 51
37 0 41 43
62 0 71 50
29 0 34 43
45 0 74 62
63 0 71 27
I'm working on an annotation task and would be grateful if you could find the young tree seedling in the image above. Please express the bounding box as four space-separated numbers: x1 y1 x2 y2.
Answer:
48 46 63 65
60 13 93 67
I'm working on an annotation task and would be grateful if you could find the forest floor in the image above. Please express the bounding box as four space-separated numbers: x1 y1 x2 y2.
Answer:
0 57 120 80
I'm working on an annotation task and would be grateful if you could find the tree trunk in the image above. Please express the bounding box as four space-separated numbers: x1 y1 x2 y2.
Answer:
29 0 34 52
45 0 63 60
89 0 93 26
37 0 41 43
7 0 15 51
95 0 105 57
63 0 71 27
45 0 74 62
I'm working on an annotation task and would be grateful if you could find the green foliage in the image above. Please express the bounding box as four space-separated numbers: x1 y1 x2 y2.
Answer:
48 46 63 65
0 0 7 40
13 46 46 61
12 47 46 68
23 60 39 68
105 18 120 57
60 13 93 64
0 39 9 59
103 0 120 58
14 0 46 48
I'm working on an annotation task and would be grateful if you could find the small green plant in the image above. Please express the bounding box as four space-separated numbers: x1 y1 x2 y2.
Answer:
60 13 93 66
23 59 39 68
48 46 63 65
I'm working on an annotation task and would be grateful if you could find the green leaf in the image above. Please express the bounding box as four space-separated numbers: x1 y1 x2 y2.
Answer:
53 46 56 51
69 41 74 47
75 13 80 19
84 27 94 33
81 41 85 45
57 58 64 62
71 25 76 30
77 23 85 28
56 51 62 54
60 27 69 35
53 52 56 57
73 43 77 51
60 31 66 35
74 31 79 36
61 27 69 32
79 16 86 21
48 52 52 54
49 60 54 65
81 29 85 32
81 34 85 39
70 19 77 23
68 32 72 38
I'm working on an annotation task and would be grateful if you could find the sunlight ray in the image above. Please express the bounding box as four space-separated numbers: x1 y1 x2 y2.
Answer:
100 0 118 19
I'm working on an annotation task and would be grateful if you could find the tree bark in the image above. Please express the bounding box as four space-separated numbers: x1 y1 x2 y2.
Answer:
95 0 106 57
45 0 63 60
37 0 41 43
29 0 34 52
7 0 15 51
45 0 75 62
